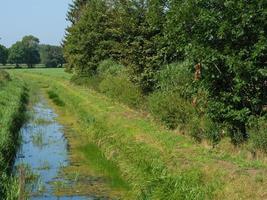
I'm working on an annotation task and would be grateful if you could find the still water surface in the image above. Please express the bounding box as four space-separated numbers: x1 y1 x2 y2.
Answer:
15 100 92 200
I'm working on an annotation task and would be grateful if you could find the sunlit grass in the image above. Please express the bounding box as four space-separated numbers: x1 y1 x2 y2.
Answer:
0 70 28 199
79 143 129 189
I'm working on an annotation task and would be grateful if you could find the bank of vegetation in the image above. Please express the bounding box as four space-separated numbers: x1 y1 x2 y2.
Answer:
15 69 267 199
64 0 267 152
0 70 28 199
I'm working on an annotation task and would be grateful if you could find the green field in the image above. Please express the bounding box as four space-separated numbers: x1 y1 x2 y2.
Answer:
3 68 266 200
0 64 47 69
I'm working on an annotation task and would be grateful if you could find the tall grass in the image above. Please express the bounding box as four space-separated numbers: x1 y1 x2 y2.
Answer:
47 90 65 106
0 70 28 199
79 143 129 189
71 60 143 108
248 116 267 153
99 75 142 108
0 69 11 86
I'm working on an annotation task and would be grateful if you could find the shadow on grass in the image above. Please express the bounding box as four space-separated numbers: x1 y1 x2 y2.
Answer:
79 143 129 190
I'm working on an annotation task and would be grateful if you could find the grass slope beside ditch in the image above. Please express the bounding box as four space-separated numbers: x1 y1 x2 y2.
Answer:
13 69 267 200
0 70 28 199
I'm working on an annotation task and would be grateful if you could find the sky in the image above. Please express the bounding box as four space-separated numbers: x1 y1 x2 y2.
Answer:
0 0 73 47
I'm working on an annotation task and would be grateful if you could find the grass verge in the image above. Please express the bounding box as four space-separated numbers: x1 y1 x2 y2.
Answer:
0 71 28 199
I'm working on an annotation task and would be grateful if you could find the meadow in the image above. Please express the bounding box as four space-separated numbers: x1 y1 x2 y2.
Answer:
0 64 47 69
8 68 267 200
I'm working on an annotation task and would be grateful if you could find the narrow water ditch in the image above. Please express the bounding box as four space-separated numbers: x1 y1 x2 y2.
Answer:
14 99 95 199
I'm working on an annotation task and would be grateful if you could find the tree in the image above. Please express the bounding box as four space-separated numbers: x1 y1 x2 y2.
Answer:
64 0 110 74
8 35 41 68
0 45 8 65
40 45 65 67
165 0 267 142
118 0 168 93
64 0 167 92
8 42 25 67
67 0 89 25
22 35 40 67
64 0 267 144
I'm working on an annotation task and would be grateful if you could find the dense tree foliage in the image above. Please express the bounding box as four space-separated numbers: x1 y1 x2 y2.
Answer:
64 0 267 144
8 41 25 67
8 35 41 67
21 35 41 67
7 36 64 68
164 0 267 142
0 45 8 65
40 45 65 67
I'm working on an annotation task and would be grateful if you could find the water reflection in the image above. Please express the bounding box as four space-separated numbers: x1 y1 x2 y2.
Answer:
14 100 91 200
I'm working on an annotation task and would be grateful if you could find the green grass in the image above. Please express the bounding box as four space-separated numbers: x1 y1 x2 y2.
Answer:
0 69 11 84
0 70 28 199
8 68 72 80
79 143 129 189
11 68 267 200
47 90 65 106
0 64 46 69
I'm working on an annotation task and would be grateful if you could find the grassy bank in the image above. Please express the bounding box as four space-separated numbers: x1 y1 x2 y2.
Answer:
11 69 267 200
0 70 28 199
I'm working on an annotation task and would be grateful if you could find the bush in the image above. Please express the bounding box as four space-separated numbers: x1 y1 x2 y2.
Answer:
70 74 101 91
97 59 124 77
187 115 221 144
156 61 193 95
148 89 220 143
99 75 142 108
0 70 11 85
249 117 267 153
148 90 195 129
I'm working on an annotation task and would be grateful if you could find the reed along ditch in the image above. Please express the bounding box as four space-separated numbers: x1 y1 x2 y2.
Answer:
14 97 115 199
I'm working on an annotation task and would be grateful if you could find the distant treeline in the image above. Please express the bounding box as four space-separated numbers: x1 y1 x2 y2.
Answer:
0 36 65 68
63 0 267 147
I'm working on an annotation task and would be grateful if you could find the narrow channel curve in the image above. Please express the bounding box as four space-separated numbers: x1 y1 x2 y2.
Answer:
14 98 92 200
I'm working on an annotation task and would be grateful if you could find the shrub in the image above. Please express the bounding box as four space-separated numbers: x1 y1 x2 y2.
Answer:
97 59 124 77
148 90 195 129
148 89 221 143
99 75 142 108
155 61 194 98
70 74 101 91
0 70 11 85
249 116 267 153
187 115 221 144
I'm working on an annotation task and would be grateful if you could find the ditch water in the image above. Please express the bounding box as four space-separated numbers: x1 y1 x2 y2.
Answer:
14 99 93 200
